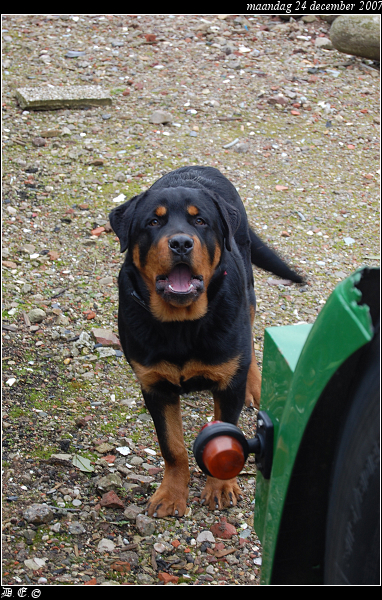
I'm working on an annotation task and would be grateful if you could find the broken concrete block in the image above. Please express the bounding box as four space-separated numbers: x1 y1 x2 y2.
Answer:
15 85 112 111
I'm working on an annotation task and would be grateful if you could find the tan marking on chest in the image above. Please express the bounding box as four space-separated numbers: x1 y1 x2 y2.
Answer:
131 355 241 392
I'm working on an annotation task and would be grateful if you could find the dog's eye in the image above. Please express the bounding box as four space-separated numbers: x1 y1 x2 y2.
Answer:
195 217 206 226
148 218 160 227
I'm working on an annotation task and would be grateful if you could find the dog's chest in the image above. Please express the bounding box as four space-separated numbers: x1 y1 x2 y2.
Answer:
131 355 240 393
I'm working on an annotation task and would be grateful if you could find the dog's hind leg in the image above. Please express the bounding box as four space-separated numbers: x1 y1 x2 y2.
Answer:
245 347 261 409
245 304 261 409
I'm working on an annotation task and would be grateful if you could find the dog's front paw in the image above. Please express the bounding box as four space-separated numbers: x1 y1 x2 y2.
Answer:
146 483 189 518
201 476 242 510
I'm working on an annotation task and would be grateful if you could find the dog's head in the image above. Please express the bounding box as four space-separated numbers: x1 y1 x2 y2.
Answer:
109 184 240 321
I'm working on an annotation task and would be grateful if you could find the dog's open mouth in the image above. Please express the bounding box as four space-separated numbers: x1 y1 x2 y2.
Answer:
156 264 204 301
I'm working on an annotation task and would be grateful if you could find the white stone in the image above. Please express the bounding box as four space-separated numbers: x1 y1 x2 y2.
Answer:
97 538 116 552
196 530 215 543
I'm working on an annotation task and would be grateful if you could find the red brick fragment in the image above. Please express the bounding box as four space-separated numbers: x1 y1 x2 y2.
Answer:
158 572 179 584
100 490 124 509
210 517 237 540
91 226 105 237
111 560 131 573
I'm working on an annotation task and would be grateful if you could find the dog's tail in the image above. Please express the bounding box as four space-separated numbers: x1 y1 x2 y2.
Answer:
249 228 304 283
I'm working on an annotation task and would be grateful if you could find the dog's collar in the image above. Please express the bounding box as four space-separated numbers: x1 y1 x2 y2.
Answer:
131 290 150 312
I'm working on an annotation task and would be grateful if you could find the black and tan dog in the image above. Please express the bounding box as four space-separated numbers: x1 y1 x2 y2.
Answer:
109 166 302 518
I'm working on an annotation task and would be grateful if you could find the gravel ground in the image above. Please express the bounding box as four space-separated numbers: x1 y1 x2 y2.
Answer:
1 14 380 587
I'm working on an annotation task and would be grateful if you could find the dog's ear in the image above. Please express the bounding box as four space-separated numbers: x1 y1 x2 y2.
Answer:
109 193 144 253
209 192 241 252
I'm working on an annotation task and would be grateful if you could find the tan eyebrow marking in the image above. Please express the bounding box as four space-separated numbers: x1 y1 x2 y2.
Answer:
155 206 167 217
187 205 199 216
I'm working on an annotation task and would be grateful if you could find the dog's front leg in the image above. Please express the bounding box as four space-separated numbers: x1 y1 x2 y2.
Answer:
143 391 190 517
201 375 247 510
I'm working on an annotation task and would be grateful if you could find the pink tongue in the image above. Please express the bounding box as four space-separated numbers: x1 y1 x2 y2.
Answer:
168 264 192 292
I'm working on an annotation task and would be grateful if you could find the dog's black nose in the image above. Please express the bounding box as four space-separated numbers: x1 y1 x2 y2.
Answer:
168 234 194 256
